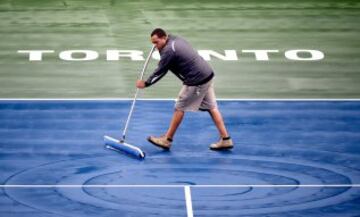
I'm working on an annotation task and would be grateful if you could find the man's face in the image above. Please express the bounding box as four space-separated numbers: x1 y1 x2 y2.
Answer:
151 35 168 50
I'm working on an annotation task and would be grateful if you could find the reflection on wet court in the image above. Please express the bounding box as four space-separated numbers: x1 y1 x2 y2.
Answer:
1 100 360 216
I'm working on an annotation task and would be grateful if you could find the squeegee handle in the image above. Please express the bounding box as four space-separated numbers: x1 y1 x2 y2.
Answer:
139 45 156 80
122 45 156 140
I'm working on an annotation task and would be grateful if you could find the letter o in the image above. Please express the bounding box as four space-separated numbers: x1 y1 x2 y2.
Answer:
285 50 324 61
59 50 99 61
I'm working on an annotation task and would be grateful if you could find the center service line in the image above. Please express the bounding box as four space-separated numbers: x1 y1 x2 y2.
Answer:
1 184 360 188
184 186 194 217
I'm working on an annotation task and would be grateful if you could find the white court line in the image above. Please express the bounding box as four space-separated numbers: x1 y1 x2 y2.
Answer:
184 186 194 217
0 98 360 101
0 98 176 101
1 184 360 188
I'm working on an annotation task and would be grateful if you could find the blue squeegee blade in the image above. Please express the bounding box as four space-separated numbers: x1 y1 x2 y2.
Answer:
104 135 145 159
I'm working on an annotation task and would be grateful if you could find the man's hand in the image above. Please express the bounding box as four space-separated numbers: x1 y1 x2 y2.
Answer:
136 80 146 89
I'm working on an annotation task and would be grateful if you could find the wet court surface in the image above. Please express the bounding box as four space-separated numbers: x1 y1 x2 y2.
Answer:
1 100 360 216
1 1 360 216
1 1 360 99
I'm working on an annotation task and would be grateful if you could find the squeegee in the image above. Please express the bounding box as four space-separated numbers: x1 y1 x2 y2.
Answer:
104 45 156 159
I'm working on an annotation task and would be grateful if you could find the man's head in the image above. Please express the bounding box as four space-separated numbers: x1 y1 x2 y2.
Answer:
151 28 168 50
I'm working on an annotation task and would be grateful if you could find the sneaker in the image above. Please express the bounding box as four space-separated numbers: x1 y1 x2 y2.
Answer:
148 135 172 150
210 137 233 150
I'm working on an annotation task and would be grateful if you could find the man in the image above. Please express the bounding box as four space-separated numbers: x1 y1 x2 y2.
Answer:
136 28 233 150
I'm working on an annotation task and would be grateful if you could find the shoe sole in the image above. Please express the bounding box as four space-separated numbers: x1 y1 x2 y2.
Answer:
210 145 234 151
147 137 170 150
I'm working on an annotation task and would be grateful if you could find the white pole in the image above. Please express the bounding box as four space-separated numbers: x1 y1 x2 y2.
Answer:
121 45 156 141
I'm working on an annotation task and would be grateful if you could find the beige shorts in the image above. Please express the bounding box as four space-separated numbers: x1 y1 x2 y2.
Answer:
175 79 217 112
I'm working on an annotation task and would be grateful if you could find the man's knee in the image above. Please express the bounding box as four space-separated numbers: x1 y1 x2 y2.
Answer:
206 107 218 113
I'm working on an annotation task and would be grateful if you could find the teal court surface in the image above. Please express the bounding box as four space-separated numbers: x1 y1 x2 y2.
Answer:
1 0 360 217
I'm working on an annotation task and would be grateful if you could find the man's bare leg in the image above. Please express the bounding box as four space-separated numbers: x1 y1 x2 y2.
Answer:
208 108 229 138
208 108 233 150
165 109 185 139
148 109 184 149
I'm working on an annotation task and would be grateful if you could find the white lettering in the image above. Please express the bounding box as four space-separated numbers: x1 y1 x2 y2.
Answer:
242 50 279 61
107 50 144 61
17 49 325 62
17 50 54 61
285 49 324 61
59 50 98 61
198 50 238 61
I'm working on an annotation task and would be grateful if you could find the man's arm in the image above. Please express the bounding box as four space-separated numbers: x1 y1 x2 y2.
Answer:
143 49 175 87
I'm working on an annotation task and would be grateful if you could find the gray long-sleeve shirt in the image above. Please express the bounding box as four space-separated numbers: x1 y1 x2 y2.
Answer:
145 35 214 87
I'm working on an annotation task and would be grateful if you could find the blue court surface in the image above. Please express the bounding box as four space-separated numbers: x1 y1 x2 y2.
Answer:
1 99 360 217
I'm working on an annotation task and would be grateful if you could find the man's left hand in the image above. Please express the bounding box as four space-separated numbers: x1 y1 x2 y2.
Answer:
136 80 146 89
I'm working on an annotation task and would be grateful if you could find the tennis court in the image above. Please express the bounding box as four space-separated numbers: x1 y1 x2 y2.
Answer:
1 0 360 216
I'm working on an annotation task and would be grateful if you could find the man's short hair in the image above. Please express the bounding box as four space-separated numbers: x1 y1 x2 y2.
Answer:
151 28 167 38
